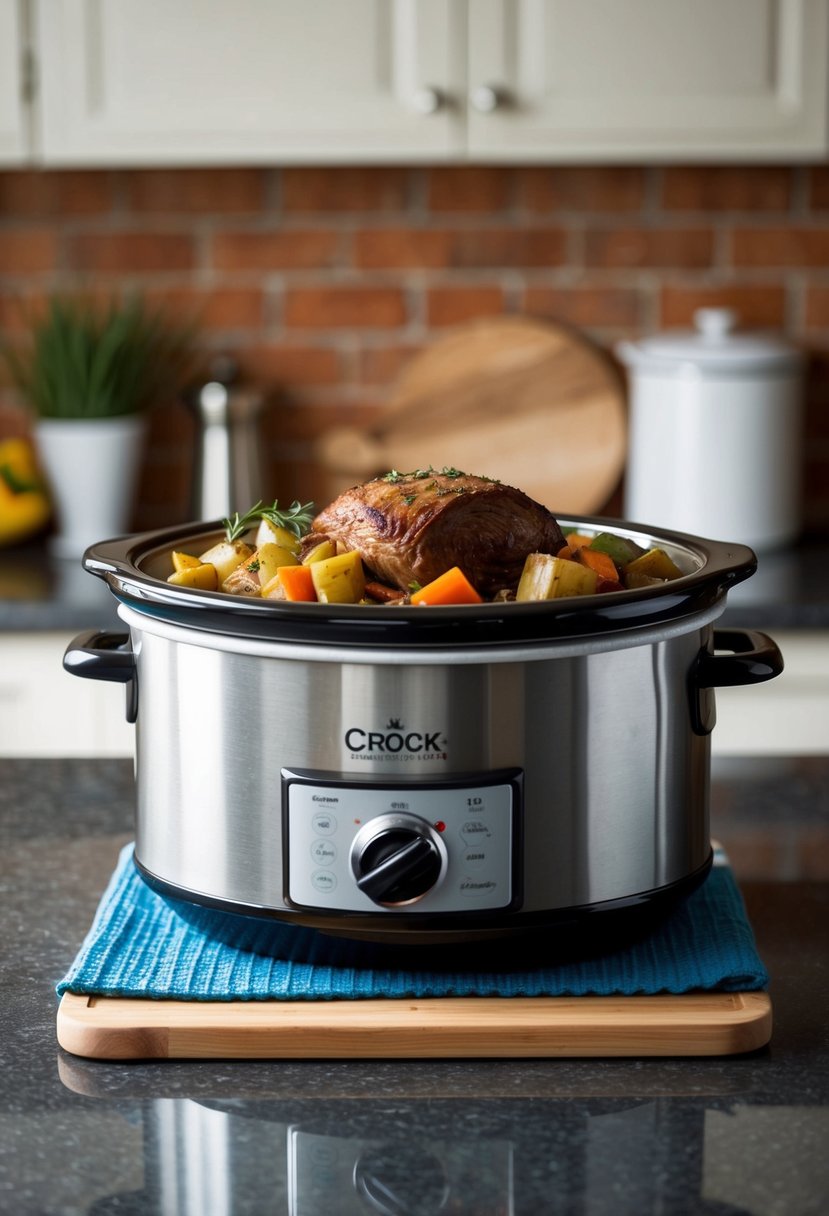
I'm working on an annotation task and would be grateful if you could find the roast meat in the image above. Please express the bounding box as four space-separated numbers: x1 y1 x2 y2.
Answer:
311 469 565 596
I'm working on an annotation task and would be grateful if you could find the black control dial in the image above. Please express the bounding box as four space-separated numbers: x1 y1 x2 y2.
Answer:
351 814 446 907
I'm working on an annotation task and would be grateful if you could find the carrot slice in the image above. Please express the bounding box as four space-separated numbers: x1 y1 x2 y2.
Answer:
556 544 574 561
410 567 483 606
564 533 594 550
576 546 619 583
274 563 317 602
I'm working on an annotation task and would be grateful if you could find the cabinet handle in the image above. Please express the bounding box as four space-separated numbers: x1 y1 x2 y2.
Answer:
411 87 444 115
470 84 504 113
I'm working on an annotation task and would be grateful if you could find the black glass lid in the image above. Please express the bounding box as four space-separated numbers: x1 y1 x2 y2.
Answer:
82 515 757 648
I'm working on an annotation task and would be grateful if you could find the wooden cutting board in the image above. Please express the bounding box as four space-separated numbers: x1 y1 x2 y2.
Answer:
56 990 771 1061
314 317 627 513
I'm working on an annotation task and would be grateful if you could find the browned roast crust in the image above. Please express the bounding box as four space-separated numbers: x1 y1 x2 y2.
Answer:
311 470 565 595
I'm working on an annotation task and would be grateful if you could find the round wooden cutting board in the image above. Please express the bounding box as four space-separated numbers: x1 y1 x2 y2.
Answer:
315 316 628 514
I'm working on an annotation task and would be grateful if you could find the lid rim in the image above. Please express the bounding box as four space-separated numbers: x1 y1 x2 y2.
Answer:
618 354 803 379
82 516 757 649
616 322 803 375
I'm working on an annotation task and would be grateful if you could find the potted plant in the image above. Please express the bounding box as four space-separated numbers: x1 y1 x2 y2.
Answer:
2 294 196 558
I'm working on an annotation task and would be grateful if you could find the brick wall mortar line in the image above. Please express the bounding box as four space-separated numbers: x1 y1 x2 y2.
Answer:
400 283 428 341
640 273 663 333
644 165 663 215
788 272 808 333
262 282 284 335
713 223 731 270
192 220 215 282
791 165 810 217
110 169 130 217
265 168 282 214
405 168 424 216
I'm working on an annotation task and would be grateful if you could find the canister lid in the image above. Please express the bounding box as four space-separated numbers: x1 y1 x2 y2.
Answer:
617 309 803 376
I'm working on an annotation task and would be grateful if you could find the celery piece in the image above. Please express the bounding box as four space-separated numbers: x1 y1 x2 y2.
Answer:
516 553 598 601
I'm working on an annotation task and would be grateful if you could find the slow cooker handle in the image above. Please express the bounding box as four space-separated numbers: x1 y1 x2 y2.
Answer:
690 627 784 736
63 630 138 724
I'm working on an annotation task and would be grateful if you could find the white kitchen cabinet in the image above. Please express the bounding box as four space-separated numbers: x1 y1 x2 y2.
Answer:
0 633 134 758
33 0 466 165
0 0 28 163
712 631 829 757
467 0 829 161
28 0 829 165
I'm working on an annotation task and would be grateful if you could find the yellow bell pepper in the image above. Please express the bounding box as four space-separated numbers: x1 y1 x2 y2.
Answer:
0 438 52 547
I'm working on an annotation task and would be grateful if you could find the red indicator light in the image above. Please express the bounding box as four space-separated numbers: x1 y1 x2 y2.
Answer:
434 820 446 832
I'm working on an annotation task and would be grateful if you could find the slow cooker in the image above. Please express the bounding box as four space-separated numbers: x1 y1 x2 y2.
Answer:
65 515 782 948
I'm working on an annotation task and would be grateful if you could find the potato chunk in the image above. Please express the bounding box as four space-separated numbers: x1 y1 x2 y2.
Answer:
171 550 202 573
302 539 336 565
625 548 683 583
198 539 254 584
167 563 218 590
310 551 366 604
255 542 299 588
254 518 302 554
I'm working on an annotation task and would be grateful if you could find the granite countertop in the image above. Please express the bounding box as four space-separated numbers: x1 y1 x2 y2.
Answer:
1 535 828 633
1 757 827 1214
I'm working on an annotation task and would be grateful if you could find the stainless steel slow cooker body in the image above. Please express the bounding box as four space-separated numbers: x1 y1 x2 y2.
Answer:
67 516 782 945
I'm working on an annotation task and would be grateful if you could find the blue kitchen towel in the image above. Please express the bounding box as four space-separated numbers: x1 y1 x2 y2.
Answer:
57 843 768 1001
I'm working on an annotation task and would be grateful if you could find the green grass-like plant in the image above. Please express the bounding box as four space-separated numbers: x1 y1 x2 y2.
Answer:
2 294 197 420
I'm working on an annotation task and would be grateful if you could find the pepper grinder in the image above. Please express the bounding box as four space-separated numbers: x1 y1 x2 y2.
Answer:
188 357 267 521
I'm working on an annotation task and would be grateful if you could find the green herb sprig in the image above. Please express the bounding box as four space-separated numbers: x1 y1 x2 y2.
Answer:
222 499 315 543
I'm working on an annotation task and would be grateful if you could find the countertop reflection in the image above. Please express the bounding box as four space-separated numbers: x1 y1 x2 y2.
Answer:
2 757 827 1215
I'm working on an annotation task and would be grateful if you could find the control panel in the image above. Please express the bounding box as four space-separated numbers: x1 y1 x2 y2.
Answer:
282 768 521 915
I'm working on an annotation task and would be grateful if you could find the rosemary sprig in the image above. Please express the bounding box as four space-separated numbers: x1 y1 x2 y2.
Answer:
222 498 315 543
261 499 315 538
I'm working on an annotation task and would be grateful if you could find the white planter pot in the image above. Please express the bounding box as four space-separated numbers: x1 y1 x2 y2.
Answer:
35 415 146 559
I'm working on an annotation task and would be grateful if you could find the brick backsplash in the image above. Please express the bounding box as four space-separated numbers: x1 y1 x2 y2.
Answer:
1 163 829 533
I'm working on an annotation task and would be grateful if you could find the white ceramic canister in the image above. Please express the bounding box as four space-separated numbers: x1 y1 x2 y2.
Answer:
617 309 805 552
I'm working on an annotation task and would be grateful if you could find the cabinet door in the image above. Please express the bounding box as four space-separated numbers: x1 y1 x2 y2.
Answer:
35 0 465 165
713 631 829 757
0 634 134 758
0 0 27 162
467 0 829 160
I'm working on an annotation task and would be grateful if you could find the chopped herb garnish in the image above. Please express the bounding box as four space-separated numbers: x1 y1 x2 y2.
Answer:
408 580 422 592
247 559 260 572
377 465 499 490
402 493 417 505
